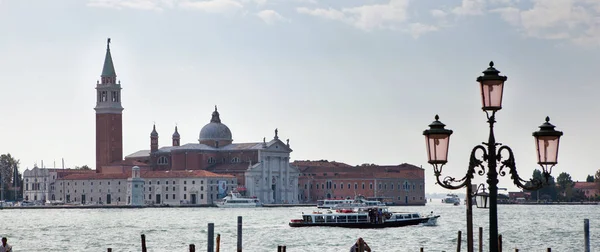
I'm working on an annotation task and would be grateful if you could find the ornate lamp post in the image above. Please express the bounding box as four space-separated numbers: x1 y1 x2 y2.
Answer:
423 62 564 252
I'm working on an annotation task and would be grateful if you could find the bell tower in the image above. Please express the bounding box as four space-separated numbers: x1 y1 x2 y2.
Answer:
95 38 124 173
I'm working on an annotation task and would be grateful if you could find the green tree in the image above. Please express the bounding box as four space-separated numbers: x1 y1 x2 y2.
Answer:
526 169 557 201
74 165 91 170
557 172 573 191
586 175 594 183
0 153 20 201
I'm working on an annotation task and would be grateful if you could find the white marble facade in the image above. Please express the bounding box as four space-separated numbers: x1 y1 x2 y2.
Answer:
245 140 299 204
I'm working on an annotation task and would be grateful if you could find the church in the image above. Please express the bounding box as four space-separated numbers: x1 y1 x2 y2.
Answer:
21 39 425 206
93 39 300 204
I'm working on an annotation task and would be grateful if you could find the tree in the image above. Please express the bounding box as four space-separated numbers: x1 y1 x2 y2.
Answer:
74 165 91 170
0 153 20 201
595 169 600 191
586 175 594 183
526 169 557 201
556 172 573 191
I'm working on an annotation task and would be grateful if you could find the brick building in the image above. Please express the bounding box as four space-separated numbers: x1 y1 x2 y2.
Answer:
294 160 426 205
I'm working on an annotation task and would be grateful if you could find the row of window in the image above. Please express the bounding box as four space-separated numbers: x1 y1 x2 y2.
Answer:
145 186 212 192
304 182 423 191
147 193 209 200
159 156 247 165
58 179 233 187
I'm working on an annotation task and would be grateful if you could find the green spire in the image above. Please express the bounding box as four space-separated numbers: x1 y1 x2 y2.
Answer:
101 38 116 78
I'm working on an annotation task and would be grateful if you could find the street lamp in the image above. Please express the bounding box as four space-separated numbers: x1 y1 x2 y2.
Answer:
423 61 564 252
475 185 489 209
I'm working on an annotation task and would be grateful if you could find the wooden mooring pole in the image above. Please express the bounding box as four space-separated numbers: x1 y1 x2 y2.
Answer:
216 234 221 252
107 249 112 252
141 234 147 252
237 216 243 252
584 219 590 252
189 244 195 252
208 223 215 252
420 248 424 252
478 227 483 252
456 230 462 252
498 235 502 252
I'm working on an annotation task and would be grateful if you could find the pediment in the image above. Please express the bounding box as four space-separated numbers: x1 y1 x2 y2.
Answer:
265 139 292 152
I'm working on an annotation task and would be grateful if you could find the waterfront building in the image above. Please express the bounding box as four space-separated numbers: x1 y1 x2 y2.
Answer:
55 167 235 205
294 160 426 205
22 166 94 202
573 182 599 199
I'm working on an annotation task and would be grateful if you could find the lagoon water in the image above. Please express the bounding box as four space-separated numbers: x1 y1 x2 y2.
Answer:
2 201 599 251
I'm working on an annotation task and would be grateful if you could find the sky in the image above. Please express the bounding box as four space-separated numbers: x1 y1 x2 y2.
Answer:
0 0 599 194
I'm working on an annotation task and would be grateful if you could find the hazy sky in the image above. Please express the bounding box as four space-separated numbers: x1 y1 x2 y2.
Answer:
1 0 599 193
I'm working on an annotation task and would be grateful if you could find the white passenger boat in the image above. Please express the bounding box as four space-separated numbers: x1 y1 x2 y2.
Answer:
443 194 460 205
216 191 262 208
332 195 386 209
289 206 439 228
316 199 354 209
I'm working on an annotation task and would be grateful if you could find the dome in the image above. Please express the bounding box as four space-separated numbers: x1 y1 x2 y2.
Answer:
199 106 233 142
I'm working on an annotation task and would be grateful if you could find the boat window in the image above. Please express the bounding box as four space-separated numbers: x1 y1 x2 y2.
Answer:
315 216 325 223
347 215 357 222
303 216 313 222
336 216 347 222
412 214 419 218
326 216 335 222
396 215 404 220
357 216 368 223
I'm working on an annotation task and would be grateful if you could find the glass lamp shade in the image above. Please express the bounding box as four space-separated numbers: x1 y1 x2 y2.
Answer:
533 117 563 165
477 61 508 111
423 115 453 165
475 192 489 208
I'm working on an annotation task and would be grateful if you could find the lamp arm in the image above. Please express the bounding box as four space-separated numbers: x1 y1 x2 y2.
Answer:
497 145 544 190
434 145 487 190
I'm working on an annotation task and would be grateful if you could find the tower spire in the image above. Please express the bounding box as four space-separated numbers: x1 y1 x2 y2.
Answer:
101 37 116 79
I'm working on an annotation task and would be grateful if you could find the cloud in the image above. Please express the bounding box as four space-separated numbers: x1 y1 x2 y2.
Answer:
88 0 245 14
256 9 288 24
406 23 438 38
179 0 243 14
430 9 447 19
297 0 410 31
452 0 485 16
492 0 600 46
87 0 168 11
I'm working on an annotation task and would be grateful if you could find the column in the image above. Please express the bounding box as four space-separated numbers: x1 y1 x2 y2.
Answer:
267 156 272 203
261 157 265 201
285 157 290 203
279 157 283 203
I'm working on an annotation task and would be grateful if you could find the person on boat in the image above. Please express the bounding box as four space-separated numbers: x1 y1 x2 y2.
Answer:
349 237 371 252
377 208 383 224
0 237 12 252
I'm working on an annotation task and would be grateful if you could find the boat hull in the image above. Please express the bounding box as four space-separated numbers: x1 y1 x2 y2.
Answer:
216 203 260 208
289 216 439 229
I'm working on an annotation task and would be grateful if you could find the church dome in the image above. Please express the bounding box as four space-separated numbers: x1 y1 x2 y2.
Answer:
199 106 232 142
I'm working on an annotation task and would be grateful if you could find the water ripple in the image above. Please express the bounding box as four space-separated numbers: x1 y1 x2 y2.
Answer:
2 203 598 251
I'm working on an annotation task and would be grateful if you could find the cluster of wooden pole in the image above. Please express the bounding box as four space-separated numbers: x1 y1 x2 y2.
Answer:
416 218 592 252
103 218 591 251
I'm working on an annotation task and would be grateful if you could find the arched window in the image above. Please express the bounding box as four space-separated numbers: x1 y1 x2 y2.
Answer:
354 183 357 190
158 156 169 165
231 157 241 163
340 183 343 189
208 157 215 164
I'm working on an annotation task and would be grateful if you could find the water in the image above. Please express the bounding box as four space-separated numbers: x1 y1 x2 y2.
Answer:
2 202 598 251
